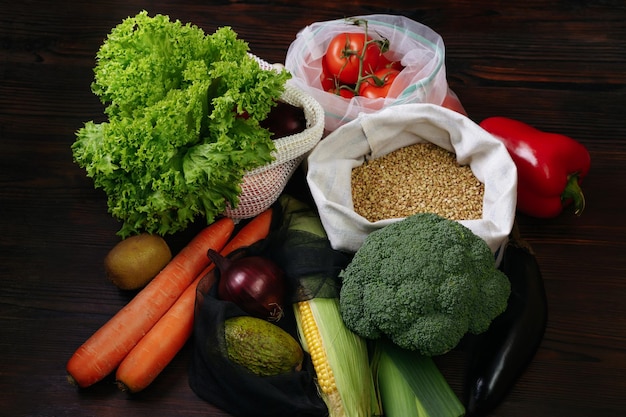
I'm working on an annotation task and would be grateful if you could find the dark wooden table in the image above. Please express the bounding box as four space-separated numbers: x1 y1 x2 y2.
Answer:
2 1 625 416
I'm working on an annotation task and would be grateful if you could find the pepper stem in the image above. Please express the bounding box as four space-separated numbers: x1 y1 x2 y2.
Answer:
561 173 586 216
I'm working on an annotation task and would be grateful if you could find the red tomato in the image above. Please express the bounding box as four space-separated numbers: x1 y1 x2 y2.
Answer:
329 86 356 99
377 54 404 72
358 68 400 99
324 32 381 85
320 58 336 91
441 92 468 116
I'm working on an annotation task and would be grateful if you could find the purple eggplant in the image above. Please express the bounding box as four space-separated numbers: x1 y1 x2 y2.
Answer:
463 235 548 416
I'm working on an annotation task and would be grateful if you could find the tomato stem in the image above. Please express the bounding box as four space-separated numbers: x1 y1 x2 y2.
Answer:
329 18 392 97
350 19 388 94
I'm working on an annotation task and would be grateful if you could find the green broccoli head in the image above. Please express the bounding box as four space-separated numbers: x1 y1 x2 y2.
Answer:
339 213 511 356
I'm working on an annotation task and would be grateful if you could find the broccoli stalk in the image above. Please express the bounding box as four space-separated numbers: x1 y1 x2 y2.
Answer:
339 213 511 356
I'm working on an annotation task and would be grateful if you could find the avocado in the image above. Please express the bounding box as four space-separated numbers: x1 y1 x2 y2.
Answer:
224 316 304 377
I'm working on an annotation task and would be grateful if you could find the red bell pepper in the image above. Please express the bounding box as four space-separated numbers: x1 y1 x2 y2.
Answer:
480 116 591 218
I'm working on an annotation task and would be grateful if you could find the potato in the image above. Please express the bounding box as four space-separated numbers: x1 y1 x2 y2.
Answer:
104 234 172 290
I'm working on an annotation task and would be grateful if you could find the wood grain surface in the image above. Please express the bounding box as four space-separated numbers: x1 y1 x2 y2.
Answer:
2 1 625 416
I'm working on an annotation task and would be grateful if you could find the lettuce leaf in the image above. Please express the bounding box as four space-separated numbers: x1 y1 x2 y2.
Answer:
72 11 290 237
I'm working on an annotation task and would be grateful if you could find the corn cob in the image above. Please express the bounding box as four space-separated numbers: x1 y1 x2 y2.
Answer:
373 340 465 417
295 300 343 416
280 195 379 417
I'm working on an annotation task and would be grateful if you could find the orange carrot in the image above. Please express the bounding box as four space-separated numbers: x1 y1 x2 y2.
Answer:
66 217 235 388
220 207 273 257
115 208 274 392
115 274 204 393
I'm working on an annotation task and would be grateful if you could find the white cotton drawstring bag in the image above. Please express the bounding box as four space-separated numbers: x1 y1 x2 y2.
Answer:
305 103 517 264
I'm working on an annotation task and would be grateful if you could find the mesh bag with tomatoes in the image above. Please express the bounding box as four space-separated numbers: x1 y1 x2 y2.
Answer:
223 56 325 220
285 15 464 132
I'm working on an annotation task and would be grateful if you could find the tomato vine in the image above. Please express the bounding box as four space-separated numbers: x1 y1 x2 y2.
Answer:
322 19 403 98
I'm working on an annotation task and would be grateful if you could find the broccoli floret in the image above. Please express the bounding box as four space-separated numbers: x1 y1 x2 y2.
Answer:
339 212 511 356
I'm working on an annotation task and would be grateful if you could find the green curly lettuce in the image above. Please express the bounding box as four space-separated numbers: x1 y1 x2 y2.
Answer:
72 11 290 237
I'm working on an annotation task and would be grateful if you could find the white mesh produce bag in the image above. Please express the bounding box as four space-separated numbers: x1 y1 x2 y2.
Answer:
285 15 451 132
306 103 517 263
224 58 325 219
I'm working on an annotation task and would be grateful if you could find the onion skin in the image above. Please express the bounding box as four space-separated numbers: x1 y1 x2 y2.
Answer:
208 249 287 322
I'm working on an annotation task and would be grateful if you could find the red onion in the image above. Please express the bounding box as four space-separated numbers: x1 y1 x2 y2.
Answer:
260 101 306 140
208 249 287 322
